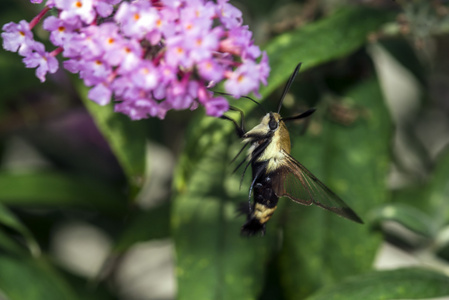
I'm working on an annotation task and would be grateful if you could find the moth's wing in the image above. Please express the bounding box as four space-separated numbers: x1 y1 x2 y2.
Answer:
271 152 363 224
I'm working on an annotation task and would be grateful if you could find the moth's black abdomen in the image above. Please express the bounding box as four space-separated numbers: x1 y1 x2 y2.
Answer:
237 162 280 236
241 217 266 236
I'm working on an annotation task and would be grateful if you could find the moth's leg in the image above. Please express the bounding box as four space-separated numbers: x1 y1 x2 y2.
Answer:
247 166 264 214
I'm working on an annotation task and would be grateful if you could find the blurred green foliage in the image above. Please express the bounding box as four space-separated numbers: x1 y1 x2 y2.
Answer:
1 0 449 300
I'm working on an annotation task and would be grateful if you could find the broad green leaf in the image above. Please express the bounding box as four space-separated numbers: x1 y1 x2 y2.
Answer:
390 185 429 213
0 171 126 215
0 202 39 256
174 116 234 193
261 6 393 99
385 147 449 234
278 78 391 299
0 256 77 300
75 81 146 198
427 148 449 226
172 129 277 300
173 6 392 300
173 197 276 300
369 203 436 238
305 268 449 300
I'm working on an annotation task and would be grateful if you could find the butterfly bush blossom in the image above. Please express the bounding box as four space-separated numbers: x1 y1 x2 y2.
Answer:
1 0 269 119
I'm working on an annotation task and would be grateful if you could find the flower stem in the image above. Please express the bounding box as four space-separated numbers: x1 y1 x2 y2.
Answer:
29 6 51 29
50 47 63 57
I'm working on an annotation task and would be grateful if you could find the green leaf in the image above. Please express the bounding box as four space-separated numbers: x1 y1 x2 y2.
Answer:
0 171 126 215
427 148 449 226
0 202 39 256
261 6 393 99
385 147 449 233
172 131 277 300
369 203 436 238
75 80 146 198
305 268 449 300
278 78 391 299
390 185 429 213
0 256 78 300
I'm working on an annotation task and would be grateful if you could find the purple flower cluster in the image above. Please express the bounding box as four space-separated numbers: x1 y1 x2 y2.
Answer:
1 0 269 119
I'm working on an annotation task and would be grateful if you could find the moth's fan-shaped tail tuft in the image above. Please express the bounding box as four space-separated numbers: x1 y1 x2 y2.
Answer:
241 217 266 237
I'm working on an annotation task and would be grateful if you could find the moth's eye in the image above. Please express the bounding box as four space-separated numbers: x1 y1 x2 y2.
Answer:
269 118 278 130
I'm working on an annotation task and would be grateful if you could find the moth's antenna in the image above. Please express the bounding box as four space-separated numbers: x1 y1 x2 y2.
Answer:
220 106 246 137
277 62 302 114
214 91 266 114
282 108 316 122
